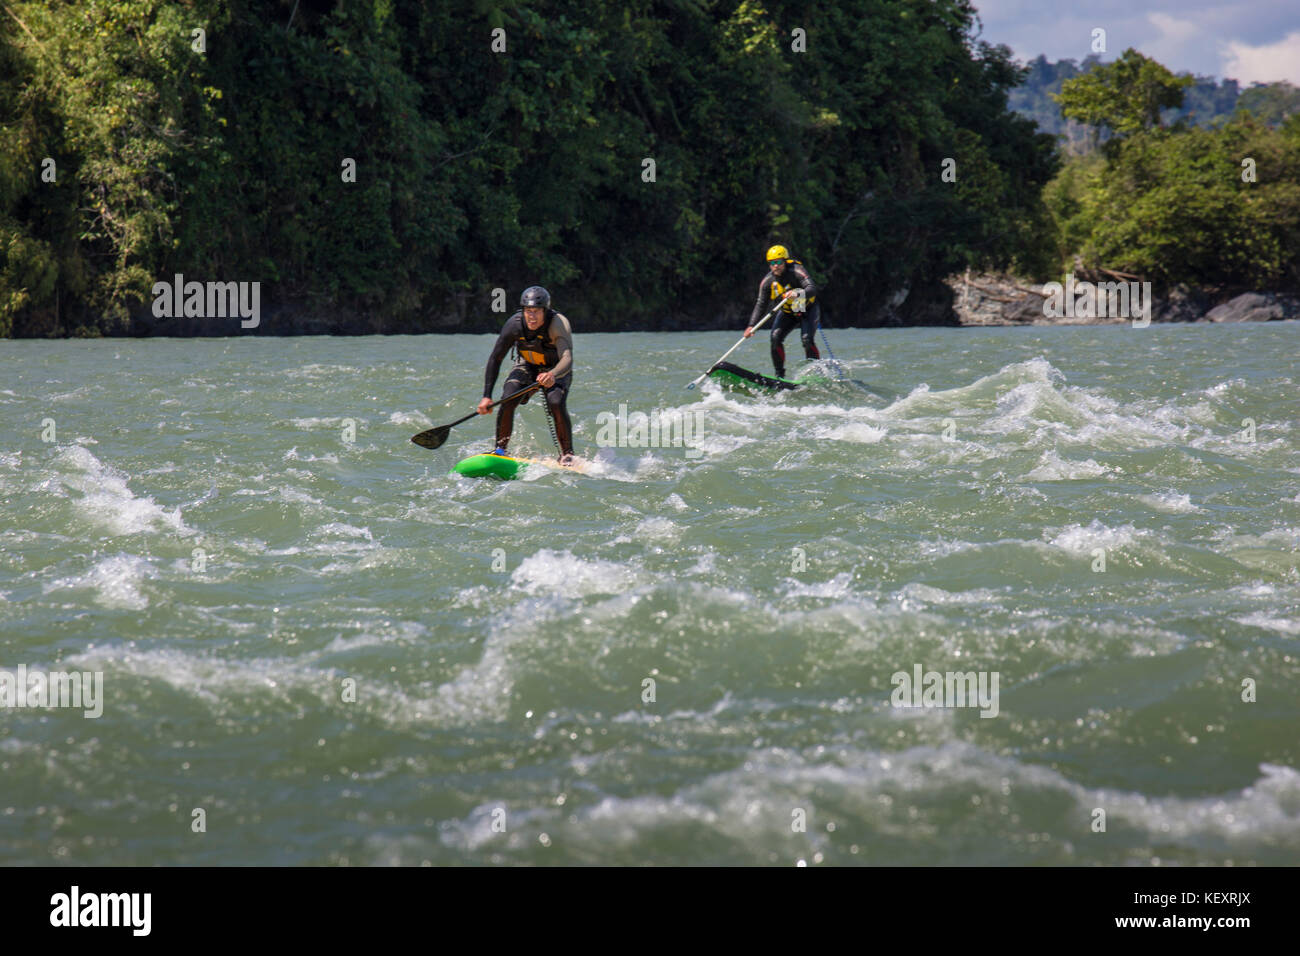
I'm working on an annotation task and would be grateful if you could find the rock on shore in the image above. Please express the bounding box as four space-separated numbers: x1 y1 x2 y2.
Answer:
944 273 1300 326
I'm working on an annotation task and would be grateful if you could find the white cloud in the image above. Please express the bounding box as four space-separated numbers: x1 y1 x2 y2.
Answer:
1144 12 1200 66
972 0 1300 81
1221 30 1300 85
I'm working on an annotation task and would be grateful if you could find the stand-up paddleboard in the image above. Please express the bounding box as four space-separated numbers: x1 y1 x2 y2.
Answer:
451 453 589 479
706 361 830 393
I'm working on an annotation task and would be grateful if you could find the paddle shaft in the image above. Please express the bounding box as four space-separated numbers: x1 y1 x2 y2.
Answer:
410 382 545 449
686 300 783 389
450 382 542 429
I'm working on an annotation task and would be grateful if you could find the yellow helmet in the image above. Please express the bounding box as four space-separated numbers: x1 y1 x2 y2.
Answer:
766 244 789 262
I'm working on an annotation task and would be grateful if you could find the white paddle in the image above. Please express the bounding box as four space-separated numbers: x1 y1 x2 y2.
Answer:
685 300 784 390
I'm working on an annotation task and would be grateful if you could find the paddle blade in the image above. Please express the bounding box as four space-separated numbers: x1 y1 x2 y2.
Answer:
410 426 451 450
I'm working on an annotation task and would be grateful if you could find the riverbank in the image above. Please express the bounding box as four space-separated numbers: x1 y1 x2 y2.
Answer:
945 271 1300 326
8 273 1299 338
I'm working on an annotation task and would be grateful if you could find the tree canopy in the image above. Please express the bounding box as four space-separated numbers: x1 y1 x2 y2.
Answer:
0 0 1057 336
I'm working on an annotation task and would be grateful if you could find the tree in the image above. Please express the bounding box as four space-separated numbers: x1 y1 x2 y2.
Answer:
1238 81 1300 126
1054 49 1192 138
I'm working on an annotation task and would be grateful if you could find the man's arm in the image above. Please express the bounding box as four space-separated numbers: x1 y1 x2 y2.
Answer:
749 274 772 327
790 262 818 299
548 312 573 378
483 316 519 398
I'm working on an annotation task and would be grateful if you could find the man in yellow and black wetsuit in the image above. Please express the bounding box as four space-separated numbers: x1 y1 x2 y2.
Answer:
476 285 575 463
742 244 821 380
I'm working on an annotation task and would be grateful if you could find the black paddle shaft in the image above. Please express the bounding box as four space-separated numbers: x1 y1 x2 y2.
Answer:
410 383 543 450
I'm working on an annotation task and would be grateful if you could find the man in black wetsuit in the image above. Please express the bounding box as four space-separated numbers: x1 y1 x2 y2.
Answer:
742 244 821 379
476 285 575 463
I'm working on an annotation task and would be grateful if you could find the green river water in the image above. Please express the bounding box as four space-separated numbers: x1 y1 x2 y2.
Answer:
1 322 1298 865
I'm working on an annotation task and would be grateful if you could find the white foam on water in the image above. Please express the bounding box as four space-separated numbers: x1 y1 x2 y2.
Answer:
979 380 1202 452
1136 491 1199 513
510 549 638 599
1024 450 1112 481
1096 762 1300 849
284 365 358 380
1180 399 1218 425
62 643 456 728
991 381 1089 432
1047 520 1139 554
626 516 680 546
284 447 340 463
44 553 156 610
1230 583 1276 598
887 358 1064 419
781 572 856 600
1233 613 1300 635
894 582 1001 606
315 522 374 541
434 742 1300 862
439 803 556 852
0 451 22 495
1259 526 1300 547
1216 526 1300 551
321 620 430 653
688 430 757 457
54 446 190 537
914 537 988 559
388 410 429 427
688 551 717 576
59 649 291 707
1069 401 1192 449
277 486 323 505
621 451 673 479
425 590 590 724
915 535 1045 560
878 359 1218 464
818 422 889 444
1204 378 1245 397
309 531 382 563
289 416 350 428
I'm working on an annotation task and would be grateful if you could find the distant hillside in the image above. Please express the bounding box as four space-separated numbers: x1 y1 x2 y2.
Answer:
1010 54 1300 152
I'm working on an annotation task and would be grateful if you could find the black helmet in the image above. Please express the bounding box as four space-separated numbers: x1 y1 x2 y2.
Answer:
520 286 551 309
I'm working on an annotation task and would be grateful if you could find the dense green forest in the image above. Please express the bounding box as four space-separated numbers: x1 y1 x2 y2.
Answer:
0 0 1056 336
1008 54 1300 153
1 2 1298 338
1044 49 1300 289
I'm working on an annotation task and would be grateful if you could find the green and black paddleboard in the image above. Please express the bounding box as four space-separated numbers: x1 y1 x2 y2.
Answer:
706 361 830 393
451 453 589 480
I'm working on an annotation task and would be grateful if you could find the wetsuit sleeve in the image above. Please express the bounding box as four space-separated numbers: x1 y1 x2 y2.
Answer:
749 274 773 327
549 312 573 378
483 316 519 398
790 263 818 299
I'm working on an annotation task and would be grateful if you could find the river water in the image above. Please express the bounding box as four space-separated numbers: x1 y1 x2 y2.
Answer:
2 322 1297 864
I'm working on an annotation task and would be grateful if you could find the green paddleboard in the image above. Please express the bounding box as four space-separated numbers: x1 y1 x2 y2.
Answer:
452 453 526 479
706 361 828 393
451 453 590 480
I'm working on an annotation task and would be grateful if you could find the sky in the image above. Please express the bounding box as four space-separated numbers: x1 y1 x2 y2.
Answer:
972 0 1300 85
